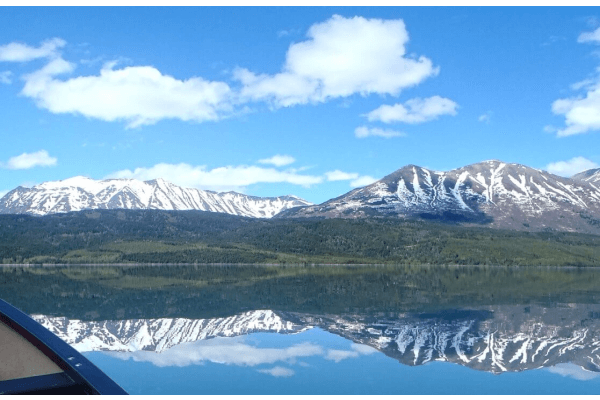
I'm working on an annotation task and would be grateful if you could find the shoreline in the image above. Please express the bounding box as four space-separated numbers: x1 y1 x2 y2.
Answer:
0 263 597 268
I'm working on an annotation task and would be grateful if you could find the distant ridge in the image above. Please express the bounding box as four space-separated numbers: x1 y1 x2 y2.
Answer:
0 176 311 218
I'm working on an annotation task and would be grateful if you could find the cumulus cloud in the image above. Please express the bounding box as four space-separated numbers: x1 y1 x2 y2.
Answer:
106 162 323 192
258 366 295 377
545 156 599 177
0 38 65 62
578 27 600 44
21 59 233 128
551 78 600 137
258 154 296 167
2 150 57 170
0 71 12 84
365 96 458 124
551 30 600 136
9 21 437 128
355 126 405 139
234 15 438 107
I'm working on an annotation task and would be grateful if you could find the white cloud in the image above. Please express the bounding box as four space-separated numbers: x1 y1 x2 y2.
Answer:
110 337 324 368
545 156 599 177
551 31 600 137
325 170 359 181
551 77 600 137
0 38 65 62
324 344 377 362
106 162 323 192
325 349 359 363
0 71 12 84
21 59 234 128
2 150 57 170
578 27 600 44
354 126 405 139
547 363 600 381
258 154 296 167
325 170 378 188
570 77 596 91
365 96 458 124
109 335 379 371
258 366 295 377
350 175 378 188
235 15 438 107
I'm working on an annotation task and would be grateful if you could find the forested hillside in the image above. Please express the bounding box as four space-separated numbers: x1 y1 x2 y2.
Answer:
1 210 600 266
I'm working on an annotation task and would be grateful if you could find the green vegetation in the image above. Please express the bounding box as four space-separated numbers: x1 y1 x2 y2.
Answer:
1 210 600 266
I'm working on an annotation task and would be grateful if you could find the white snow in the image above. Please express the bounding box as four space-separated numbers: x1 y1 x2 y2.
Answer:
1 177 312 218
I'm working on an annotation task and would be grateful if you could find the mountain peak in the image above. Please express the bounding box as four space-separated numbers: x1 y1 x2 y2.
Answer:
282 159 600 234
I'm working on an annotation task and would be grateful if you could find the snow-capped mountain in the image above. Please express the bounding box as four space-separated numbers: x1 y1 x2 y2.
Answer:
32 304 600 375
32 310 309 353
280 160 600 233
0 176 311 218
573 168 600 184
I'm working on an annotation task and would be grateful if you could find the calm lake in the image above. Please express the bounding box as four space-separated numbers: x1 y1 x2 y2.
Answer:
2 264 600 395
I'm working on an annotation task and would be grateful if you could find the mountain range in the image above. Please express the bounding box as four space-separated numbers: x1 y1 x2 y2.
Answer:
32 304 600 375
2 160 600 234
0 176 311 219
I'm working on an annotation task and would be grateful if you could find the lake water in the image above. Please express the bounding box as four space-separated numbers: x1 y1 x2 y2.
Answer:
2 264 600 395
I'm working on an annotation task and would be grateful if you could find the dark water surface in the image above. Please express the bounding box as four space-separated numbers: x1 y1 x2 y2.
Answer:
2 264 600 394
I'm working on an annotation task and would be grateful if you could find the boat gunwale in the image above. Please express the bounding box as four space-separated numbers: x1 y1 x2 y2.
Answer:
0 298 127 395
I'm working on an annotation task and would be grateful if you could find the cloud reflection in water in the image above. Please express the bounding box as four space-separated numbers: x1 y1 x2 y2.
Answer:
107 334 379 377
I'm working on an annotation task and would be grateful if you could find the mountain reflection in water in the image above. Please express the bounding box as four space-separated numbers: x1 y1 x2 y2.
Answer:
2 264 600 393
30 304 600 375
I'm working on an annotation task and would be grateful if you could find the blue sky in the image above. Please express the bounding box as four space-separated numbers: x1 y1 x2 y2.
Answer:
2 7 600 203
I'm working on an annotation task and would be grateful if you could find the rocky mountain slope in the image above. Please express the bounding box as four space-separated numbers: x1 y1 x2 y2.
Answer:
0 176 311 218
279 160 600 233
573 168 600 184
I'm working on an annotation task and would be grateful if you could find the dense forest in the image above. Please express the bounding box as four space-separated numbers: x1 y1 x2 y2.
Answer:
1 209 600 266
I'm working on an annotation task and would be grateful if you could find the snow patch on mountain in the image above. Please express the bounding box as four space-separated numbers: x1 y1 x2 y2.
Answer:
573 168 600 184
280 160 600 233
0 177 311 218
